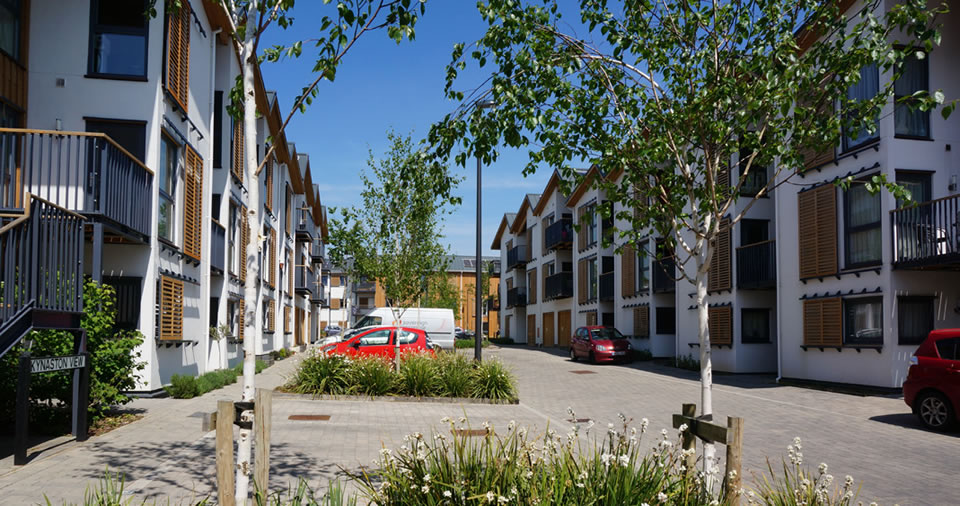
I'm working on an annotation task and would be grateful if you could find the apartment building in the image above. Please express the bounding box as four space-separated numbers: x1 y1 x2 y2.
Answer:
0 0 329 394
445 255 500 336
494 0 959 388
320 265 352 331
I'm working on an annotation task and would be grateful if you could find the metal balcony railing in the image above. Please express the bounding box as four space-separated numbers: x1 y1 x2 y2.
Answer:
506 287 527 308
892 194 960 269
355 281 376 292
652 257 676 293
310 241 324 264
737 240 776 289
506 245 528 270
0 129 154 240
211 219 226 274
296 208 314 240
543 272 573 300
544 218 573 251
599 271 615 301
295 266 313 294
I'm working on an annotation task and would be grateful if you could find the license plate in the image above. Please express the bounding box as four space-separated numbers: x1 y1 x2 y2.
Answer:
612 351 626 356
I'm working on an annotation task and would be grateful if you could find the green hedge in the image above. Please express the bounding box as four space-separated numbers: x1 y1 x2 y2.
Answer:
454 338 490 349
165 359 269 399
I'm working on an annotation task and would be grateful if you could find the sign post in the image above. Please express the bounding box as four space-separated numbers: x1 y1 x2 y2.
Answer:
14 352 31 466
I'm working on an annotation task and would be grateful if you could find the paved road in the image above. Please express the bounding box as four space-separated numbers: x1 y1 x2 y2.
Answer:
0 346 956 505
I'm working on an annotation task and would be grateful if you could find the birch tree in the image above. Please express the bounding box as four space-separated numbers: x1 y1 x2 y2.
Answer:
428 0 949 486
212 1 424 501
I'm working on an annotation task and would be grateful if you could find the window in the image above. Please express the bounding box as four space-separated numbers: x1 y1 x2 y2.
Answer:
0 0 20 60
586 204 598 246
164 1 190 111
936 338 960 361
397 330 418 344
213 91 224 168
741 309 770 343
587 257 598 300
842 63 879 151
88 0 148 79
895 51 930 139
896 172 932 208
740 219 768 246
227 300 238 337
844 297 883 345
0 100 20 127
898 296 934 345
542 215 554 249
85 118 146 162
655 307 676 335
158 135 179 243
359 329 391 346
228 202 238 276
738 147 768 197
544 261 555 276
638 241 649 292
844 179 882 268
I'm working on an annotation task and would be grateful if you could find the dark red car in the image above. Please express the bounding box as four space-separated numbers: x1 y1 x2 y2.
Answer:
322 326 435 359
903 329 960 431
569 326 633 363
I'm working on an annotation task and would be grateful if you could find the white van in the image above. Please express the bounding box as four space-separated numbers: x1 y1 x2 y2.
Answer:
352 308 456 349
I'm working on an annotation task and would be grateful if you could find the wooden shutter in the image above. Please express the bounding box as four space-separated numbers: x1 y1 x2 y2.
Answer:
183 145 202 261
332 298 341 310
708 306 733 345
803 298 842 346
232 119 244 182
577 206 587 251
165 2 190 112
527 268 537 303
578 259 587 304
284 305 291 333
237 301 245 341
798 185 837 279
708 218 732 291
717 163 730 190
239 205 249 282
267 299 276 332
158 276 183 340
634 306 649 338
797 82 836 172
289 249 295 293
621 242 636 298
332 275 341 287
586 311 597 326
525 228 533 258
268 228 277 287
265 155 274 210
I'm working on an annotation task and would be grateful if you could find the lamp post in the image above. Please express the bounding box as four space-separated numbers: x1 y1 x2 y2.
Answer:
475 98 496 362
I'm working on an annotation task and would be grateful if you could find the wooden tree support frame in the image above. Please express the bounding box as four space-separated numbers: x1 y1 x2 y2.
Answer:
216 389 272 505
672 403 744 505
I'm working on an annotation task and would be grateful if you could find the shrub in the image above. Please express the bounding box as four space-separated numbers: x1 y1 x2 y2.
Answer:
470 358 516 401
165 374 200 399
751 438 861 505
397 352 440 397
435 351 473 398
674 354 701 371
454 338 490 349
634 349 654 361
349 355 395 396
289 353 352 395
488 337 514 345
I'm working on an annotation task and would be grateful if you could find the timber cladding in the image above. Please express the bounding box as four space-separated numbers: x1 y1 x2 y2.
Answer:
621 242 636 298
527 268 537 303
633 306 649 338
797 185 838 279
803 298 842 347
183 146 203 261
708 218 731 292
527 315 536 345
164 2 191 112
158 276 183 340
708 306 733 345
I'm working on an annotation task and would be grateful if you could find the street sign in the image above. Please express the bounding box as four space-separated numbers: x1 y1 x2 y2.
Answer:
30 355 87 374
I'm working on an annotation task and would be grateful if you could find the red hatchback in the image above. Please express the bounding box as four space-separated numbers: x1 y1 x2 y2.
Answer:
322 326 434 359
903 329 960 431
569 326 633 363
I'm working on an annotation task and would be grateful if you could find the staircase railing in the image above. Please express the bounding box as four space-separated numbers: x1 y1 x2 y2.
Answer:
0 194 85 324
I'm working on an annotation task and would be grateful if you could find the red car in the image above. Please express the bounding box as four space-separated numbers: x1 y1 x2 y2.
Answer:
322 326 435 359
569 326 633 363
903 329 960 431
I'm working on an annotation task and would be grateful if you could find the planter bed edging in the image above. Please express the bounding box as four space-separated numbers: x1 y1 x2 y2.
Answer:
273 391 519 405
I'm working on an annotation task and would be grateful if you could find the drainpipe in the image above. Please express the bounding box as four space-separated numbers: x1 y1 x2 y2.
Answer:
774 171 783 383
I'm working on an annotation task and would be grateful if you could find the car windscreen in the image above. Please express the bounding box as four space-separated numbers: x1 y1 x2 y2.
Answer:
354 315 383 328
591 328 626 340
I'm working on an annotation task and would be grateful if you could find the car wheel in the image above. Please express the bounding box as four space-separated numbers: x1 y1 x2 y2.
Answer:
569 348 578 362
916 391 955 431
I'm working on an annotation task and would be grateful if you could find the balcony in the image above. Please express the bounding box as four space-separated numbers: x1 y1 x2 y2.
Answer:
543 272 573 300
295 209 314 241
295 266 313 295
599 271 615 301
737 240 777 289
486 297 500 312
211 219 226 275
652 256 676 293
310 242 324 264
0 129 154 241
892 194 960 270
311 283 326 304
506 287 527 308
544 219 573 251
506 245 528 271
355 281 376 293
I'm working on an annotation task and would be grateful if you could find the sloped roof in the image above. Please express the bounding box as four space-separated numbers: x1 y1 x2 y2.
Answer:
509 194 541 234
490 213 516 250
446 255 501 274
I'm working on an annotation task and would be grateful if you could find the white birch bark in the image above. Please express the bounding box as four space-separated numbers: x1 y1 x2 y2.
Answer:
235 3 260 501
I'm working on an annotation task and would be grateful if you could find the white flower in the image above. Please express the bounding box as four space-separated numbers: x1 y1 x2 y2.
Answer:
619 454 630 467
658 492 668 502
844 475 855 487
424 474 431 483
576 482 585 488
443 490 452 498
661 428 668 437
498 496 510 504
510 487 518 497
525 470 534 479
678 423 688 433
508 420 516 431
608 422 615 430
818 463 828 475
601 453 614 467
486 491 496 503
421 485 430 493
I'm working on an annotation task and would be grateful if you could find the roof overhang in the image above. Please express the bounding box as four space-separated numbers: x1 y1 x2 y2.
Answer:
490 214 514 250
565 166 601 208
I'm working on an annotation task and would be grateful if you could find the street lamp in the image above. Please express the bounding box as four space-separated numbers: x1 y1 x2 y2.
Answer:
475 98 496 362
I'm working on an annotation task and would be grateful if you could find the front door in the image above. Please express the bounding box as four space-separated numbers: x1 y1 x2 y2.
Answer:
558 310 572 348
542 312 555 347
527 315 536 345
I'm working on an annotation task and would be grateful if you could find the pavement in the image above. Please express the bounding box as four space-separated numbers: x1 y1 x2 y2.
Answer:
0 346 956 505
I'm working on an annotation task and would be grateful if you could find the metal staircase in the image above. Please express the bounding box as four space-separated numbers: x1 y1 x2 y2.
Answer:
0 194 86 359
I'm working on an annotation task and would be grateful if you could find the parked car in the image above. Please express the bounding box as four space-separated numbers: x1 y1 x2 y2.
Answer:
325 325 342 336
353 307 456 349
322 326 435 359
903 329 960 431
569 326 633 363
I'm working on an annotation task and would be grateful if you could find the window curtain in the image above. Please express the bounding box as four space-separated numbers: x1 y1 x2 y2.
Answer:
844 299 883 344
898 298 933 344
845 63 880 149
0 0 18 59
895 54 929 138
742 310 769 342
847 185 881 265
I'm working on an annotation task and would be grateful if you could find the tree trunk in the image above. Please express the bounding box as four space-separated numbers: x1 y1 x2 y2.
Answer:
235 5 260 502
695 234 717 490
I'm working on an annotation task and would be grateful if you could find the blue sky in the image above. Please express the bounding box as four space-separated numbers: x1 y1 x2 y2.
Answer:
259 2 561 257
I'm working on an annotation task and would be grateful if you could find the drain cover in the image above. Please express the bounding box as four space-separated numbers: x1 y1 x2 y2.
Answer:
452 429 488 437
289 414 331 421
569 370 596 375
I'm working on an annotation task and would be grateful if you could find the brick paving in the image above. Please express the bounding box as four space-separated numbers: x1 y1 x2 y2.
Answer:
0 346 956 505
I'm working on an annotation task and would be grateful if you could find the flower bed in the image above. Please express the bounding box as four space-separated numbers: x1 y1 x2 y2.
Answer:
165 359 269 399
282 351 517 401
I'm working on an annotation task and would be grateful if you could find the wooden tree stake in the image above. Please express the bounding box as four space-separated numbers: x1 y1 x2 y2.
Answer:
254 388 273 496
680 403 697 478
724 416 744 505
216 400 236 506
